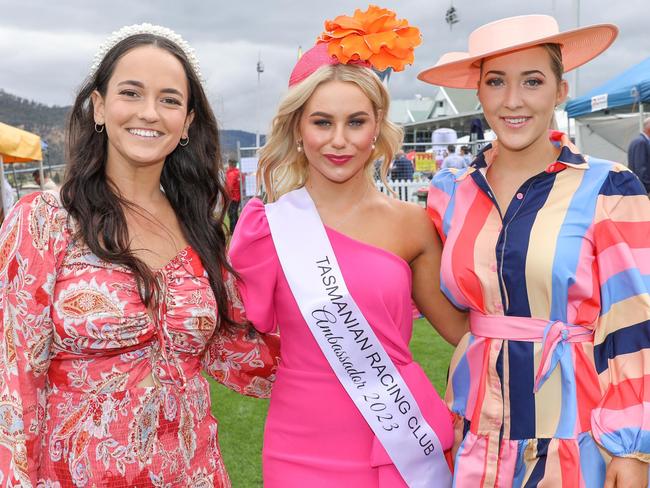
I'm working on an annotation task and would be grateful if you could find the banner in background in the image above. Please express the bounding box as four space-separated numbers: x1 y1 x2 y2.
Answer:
414 153 437 172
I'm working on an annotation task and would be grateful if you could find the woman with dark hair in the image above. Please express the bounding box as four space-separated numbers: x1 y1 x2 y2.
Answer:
0 24 278 487
420 15 650 487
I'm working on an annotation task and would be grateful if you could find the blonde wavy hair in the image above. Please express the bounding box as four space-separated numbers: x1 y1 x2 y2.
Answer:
258 64 403 202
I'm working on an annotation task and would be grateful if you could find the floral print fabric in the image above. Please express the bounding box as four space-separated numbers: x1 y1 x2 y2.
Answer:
0 192 278 487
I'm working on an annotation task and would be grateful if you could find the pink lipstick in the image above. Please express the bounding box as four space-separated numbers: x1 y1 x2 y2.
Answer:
324 154 353 165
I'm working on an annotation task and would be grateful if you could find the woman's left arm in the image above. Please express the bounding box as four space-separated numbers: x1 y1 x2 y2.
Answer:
201 271 279 398
591 168 650 487
409 205 468 346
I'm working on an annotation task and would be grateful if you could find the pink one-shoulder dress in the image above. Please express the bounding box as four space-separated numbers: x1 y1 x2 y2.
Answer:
229 198 453 487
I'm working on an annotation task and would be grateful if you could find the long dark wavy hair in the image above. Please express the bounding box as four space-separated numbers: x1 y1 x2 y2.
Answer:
60 33 236 331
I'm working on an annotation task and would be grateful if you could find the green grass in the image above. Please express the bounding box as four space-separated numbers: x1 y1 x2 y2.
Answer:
209 318 454 487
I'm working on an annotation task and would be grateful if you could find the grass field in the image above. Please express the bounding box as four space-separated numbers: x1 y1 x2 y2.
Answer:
209 318 455 487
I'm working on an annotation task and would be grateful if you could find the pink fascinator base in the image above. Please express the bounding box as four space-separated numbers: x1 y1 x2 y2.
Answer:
288 43 371 87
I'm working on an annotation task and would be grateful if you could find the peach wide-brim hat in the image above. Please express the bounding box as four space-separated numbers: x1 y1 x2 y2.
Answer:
418 15 618 88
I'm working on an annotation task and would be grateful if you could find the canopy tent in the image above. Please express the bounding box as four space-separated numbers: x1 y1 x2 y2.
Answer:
0 122 43 217
566 57 650 118
564 57 650 163
572 113 641 163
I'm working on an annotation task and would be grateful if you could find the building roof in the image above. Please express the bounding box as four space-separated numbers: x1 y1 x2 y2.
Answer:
442 87 481 114
390 87 481 125
389 97 436 124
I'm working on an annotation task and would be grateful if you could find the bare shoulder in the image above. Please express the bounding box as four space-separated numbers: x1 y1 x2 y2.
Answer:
357 191 439 263
383 196 434 230
377 195 438 254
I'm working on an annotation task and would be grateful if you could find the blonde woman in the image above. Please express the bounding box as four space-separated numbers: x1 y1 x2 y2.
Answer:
229 6 466 488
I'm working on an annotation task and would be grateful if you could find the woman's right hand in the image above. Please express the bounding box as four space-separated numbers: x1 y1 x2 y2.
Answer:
604 456 648 488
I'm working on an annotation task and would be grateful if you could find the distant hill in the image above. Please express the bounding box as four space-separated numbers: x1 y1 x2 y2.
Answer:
0 89 262 165
0 89 68 165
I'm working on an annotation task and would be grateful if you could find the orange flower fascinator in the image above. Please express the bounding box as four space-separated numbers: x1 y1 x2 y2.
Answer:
288 5 420 87
319 5 421 72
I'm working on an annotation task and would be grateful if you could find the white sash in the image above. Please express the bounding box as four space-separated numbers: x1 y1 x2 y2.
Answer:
265 187 452 488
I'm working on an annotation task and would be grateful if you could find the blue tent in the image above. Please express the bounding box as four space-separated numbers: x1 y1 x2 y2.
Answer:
566 57 650 118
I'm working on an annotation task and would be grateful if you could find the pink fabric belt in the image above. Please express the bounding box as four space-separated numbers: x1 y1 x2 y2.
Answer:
469 312 594 392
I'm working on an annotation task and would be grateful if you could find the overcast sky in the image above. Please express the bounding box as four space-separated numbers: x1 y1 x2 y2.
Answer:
0 0 647 133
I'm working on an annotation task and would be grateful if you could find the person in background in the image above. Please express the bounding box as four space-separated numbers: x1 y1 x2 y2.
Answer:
440 144 467 170
420 14 650 487
225 159 241 231
459 145 473 165
390 149 415 180
1 174 16 217
627 117 650 194
32 169 60 191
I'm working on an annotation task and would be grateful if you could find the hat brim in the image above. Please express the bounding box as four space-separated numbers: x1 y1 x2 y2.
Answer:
417 24 618 89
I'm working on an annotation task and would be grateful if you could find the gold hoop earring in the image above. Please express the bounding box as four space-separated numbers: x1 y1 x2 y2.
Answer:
94 123 105 133
179 136 189 147
371 135 377 150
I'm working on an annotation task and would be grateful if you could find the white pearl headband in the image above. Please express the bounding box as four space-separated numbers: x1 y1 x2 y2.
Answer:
88 23 203 82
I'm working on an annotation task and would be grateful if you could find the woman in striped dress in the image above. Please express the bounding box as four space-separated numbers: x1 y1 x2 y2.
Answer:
418 15 650 487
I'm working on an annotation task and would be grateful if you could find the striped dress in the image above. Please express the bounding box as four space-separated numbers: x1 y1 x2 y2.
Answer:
427 133 650 487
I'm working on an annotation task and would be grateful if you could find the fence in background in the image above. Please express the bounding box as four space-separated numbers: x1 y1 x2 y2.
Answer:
376 179 428 205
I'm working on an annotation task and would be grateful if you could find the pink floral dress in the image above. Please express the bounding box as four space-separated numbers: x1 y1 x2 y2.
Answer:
0 192 279 487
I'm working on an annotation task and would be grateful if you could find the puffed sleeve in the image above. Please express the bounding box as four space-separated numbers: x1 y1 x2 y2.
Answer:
201 268 279 398
590 166 650 461
0 192 67 486
228 198 279 333
426 168 461 243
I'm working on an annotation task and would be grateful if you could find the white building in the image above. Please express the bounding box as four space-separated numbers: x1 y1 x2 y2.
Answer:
390 87 487 152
